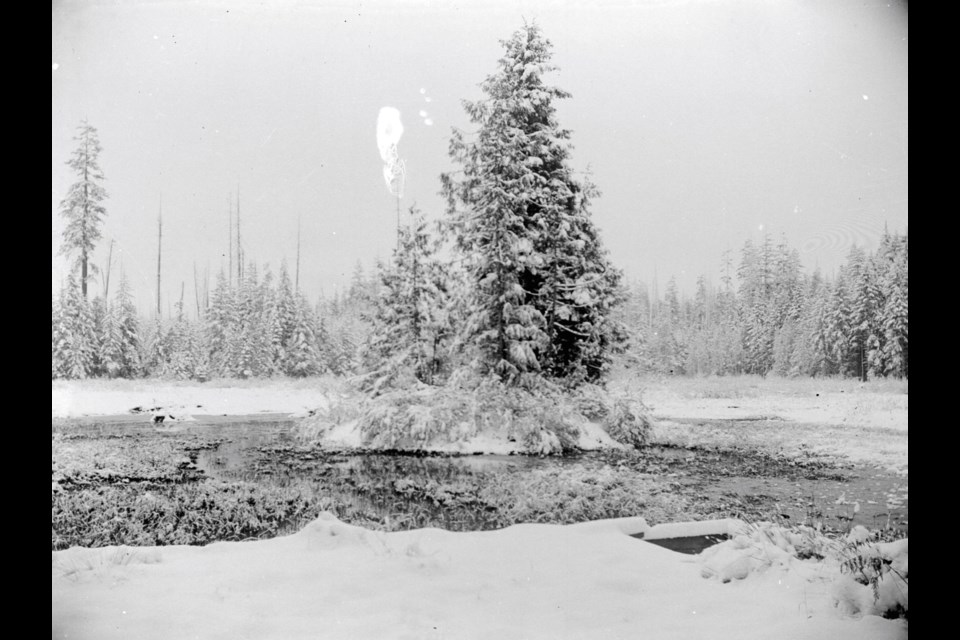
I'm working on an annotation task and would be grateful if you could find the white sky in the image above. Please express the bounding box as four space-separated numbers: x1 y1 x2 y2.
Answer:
52 0 908 316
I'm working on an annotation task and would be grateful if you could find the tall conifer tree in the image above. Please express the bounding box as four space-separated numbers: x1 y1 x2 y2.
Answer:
58 120 108 298
441 23 623 386
365 207 452 390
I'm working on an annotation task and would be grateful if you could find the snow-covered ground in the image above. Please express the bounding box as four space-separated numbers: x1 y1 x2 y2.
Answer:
639 379 908 476
52 378 909 639
52 512 907 640
51 376 908 433
640 382 908 432
51 379 333 419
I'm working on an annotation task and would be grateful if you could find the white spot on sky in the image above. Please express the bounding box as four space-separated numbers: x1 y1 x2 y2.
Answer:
793 205 801 214
377 107 404 162
863 95 869 100
419 88 426 94
52 62 60 71
425 97 432 103
419 110 428 118
758 224 764 231
153 34 159 39
424 118 433 126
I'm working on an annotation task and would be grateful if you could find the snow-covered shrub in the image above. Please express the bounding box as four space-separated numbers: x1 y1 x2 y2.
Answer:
298 372 648 454
699 521 908 621
315 373 590 453
834 526 908 619
516 402 582 455
699 520 801 583
296 395 362 443
357 387 469 449
572 384 652 448
352 376 581 453
602 397 652 448
573 384 609 421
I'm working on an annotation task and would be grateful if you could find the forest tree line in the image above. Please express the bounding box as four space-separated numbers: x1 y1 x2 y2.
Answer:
53 25 906 385
617 231 907 380
52 227 907 382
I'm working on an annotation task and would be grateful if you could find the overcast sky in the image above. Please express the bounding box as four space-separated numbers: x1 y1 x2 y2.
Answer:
52 0 908 316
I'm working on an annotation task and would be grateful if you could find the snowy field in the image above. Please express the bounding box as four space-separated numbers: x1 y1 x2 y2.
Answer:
638 376 908 477
52 376 908 639
51 375 909 471
637 376 908 432
51 377 338 419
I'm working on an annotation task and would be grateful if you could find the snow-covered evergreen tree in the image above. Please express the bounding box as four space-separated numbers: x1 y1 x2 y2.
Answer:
273 260 298 373
140 318 167 377
206 270 237 376
88 296 109 377
843 245 880 381
286 293 323 377
58 120 108 298
53 274 97 378
771 236 804 328
255 266 280 376
788 272 826 376
363 208 453 391
879 234 908 378
232 262 272 377
771 320 797 376
52 290 70 379
160 298 201 379
112 272 142 378
97 300 124 378
611 279 653 371
738 238 775 374
826 272 854 377
441 22 623 386
713 251 743 375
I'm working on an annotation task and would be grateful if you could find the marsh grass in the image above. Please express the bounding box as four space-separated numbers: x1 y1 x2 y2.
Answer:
52 481 335 549
52 431 196 490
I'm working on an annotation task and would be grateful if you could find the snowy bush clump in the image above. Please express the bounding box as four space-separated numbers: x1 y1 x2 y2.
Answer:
698 521 907 621
357 386 478 450
295 373 652 454
357 375 655 453
601 397 652 448
834 526 908 620
573 384 652 448
353 375 582 454
295 395 362 443
699 520 802 583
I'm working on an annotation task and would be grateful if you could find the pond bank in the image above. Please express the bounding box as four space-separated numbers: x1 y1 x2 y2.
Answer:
53 413 907 552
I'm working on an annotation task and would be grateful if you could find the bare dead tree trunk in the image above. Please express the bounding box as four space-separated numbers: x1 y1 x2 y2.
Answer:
157 196 162 319
236 185 242 283
193 262 201 319
81 163 89 299
228 192 233 287
103 239 114 299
